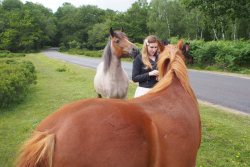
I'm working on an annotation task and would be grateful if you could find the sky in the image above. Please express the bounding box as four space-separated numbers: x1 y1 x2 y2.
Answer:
20 0 143 13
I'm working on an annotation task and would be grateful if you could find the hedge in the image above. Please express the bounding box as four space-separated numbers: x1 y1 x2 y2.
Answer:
189 40 250 71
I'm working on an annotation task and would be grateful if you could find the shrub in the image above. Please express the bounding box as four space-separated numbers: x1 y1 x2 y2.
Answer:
56 65 68 72
59 43 67 52
233 43 250 67
189 40 250 72
68 40 81 49
192 41 219 66
0 59 36 108
213 41 237 70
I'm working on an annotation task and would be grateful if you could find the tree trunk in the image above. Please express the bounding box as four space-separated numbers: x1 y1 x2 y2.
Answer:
221 22 225 40
233 19 237 40
213 28 218 40
196 14 199 39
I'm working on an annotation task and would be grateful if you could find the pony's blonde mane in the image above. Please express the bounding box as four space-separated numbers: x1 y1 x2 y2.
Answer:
149 43 198 107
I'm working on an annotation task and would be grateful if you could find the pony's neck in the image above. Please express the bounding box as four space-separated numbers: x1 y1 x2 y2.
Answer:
109 42 122 70
109 54 123 74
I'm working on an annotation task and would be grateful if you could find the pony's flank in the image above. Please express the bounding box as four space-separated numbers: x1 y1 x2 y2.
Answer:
16 131 55 167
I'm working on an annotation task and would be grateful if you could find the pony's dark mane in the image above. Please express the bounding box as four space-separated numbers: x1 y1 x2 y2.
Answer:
103 40 112 73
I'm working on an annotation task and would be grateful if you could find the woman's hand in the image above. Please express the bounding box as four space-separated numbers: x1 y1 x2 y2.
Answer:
149 70 159 76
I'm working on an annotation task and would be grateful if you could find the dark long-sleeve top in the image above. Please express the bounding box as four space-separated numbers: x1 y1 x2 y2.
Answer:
132 54 158 88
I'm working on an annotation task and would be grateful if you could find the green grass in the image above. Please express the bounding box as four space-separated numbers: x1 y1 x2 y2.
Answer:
188 64 250 76
0 54 249 167
197 105 250 166
0 53 102 166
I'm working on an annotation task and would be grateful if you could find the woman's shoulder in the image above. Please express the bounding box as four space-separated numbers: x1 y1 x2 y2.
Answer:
133 54 143 66
134 53 142 61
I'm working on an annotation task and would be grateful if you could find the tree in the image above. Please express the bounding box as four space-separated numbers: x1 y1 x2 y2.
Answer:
148 0 188 40
181 0 250 40
55 4 106 49
123 0 149 42
87 20 111 50
0 0 56 51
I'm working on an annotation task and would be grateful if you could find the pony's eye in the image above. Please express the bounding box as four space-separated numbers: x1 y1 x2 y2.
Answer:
115 39 120 43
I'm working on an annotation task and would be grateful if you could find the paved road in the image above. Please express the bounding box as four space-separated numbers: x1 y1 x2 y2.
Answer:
43 48 250 115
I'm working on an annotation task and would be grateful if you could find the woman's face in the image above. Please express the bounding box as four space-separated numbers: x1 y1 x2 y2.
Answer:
147 42 158 56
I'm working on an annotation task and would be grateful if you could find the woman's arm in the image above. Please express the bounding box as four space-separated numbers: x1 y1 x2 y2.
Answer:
132 56 150 83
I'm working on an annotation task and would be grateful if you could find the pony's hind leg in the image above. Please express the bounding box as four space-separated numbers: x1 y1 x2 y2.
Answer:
97 93 102 98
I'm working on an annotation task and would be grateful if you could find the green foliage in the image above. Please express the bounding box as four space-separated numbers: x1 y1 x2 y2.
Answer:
0 0 56 52
2 0 22 10
233 43 250 67
0 50 25 58
0 0 249 53
68 40 81 49
190 40 250 71
134 43 143 50
55 4 106 49
180 0 250 40
193 41 219 66
56 65 68 72
87 21 110 50
148 0 187 40
0 59 36 108
123 0 149 42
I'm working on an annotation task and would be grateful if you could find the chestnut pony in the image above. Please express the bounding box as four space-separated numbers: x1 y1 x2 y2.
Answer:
94 28 137 99
16 41 201 167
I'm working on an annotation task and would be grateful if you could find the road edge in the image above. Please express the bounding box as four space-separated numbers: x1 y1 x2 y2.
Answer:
198 100 250 116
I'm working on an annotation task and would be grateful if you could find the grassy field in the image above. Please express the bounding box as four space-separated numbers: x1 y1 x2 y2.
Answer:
0 54 249 167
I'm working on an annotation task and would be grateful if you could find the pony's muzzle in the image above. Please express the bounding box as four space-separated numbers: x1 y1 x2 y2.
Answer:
130 47 140 59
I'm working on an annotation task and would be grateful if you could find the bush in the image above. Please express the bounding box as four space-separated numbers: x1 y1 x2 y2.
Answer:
0 59 36 108
56 65 68 72
68 40 81 49
193 41 219 66
233 43 250 67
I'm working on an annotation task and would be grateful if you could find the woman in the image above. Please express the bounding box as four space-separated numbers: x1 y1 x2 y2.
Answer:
132 35 162 97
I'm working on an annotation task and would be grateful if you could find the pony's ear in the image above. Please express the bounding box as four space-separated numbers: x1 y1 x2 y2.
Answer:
177 40 184 50
157 40 165 53
110 27 115 37
121 27 124 32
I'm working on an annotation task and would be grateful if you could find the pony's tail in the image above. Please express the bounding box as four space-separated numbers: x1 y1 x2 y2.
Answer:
15 131 55 167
